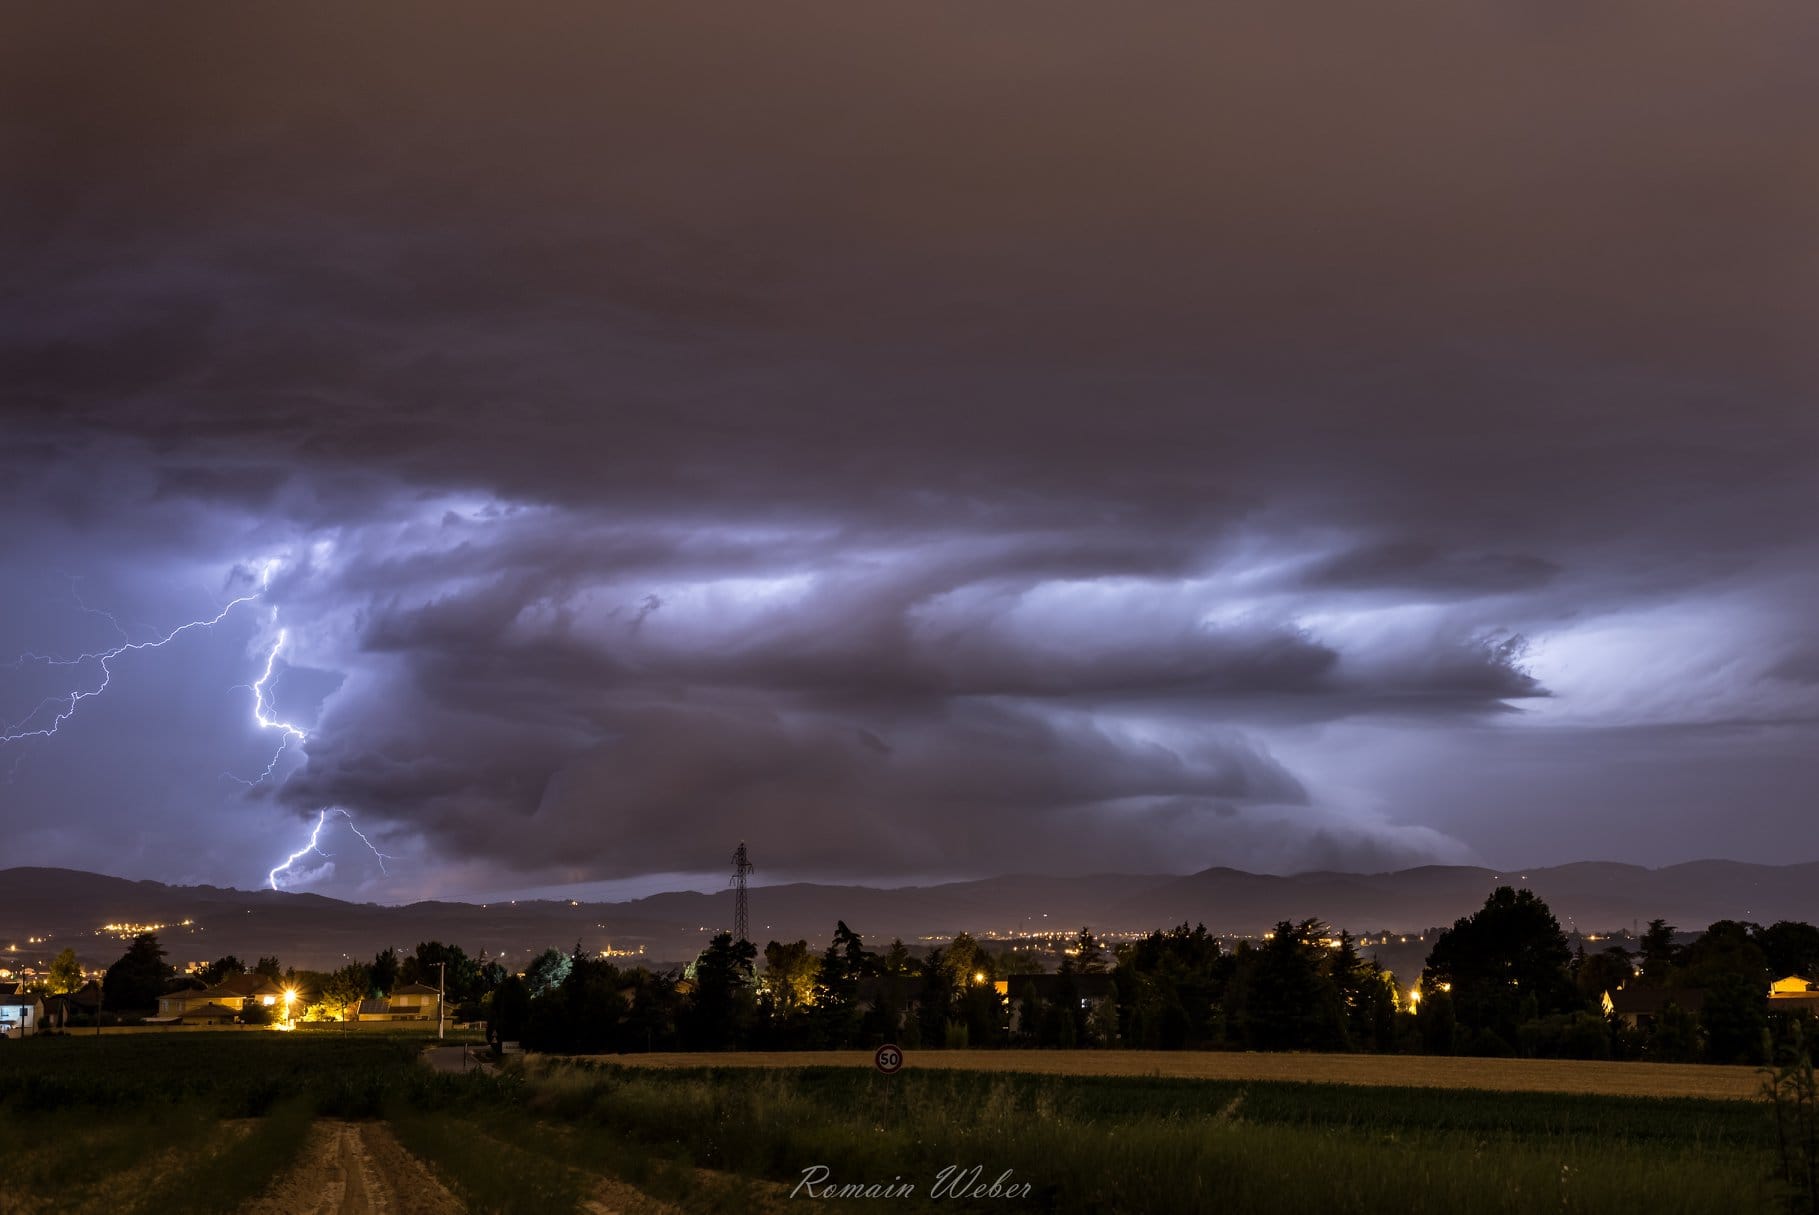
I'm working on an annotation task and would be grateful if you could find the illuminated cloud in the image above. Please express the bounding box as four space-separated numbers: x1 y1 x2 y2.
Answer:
0 4 1814 894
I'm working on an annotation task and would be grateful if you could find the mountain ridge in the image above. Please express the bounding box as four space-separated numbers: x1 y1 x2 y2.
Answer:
3 860 1815 972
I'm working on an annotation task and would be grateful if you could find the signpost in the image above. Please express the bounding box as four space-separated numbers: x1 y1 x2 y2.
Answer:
874 1042 904 1125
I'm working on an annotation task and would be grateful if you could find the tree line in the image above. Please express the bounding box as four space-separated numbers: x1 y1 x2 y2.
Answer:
73 886 1819 1062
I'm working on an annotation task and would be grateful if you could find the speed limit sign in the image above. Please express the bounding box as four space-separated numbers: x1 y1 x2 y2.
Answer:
873 1043 904 1075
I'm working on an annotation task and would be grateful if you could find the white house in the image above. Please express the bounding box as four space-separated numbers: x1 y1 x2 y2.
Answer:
0 993 45 1038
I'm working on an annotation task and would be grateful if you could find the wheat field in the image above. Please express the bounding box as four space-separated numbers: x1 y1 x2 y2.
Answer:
596 1048 1766 1100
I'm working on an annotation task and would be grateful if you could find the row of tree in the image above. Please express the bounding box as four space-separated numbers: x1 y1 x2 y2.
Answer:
75 888 1819 1063
1419 888 1816 1064
502 890 1819 1062
68 936 513 1024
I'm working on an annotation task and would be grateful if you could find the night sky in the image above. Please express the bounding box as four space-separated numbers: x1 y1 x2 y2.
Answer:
2 6 1815 902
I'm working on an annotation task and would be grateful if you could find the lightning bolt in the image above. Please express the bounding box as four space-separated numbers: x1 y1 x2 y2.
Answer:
268 808 393 890
226 627 310 786
2 591 264 744
3 560 394 890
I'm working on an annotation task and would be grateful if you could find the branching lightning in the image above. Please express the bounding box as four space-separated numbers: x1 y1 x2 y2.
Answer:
267 808 394 891
1 592 262 744
227 627 310 786
2 560 394 892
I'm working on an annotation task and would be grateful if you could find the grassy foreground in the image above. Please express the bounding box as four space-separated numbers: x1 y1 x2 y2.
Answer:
528 1058 1781 1213
0 1032 1796 1213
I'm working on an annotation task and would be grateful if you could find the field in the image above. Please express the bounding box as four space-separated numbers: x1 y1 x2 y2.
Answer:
0 1033 1797 1213
599 1048 1767 1100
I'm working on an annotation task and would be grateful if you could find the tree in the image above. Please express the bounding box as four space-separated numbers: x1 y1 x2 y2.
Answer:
1015 980 1044 1046
1649 1000 1702 1062
254 956 283 980
371 947 400 994
1331 932 1399 1051
490 974 531 1043
404 942 479 1002
476 953 507 990
1414 983 1456 1054
1700 972 1768 1065
555 955 631 1052
47 948 83 996
686 932 757 1050
948 932 983 982
524 947 573 998
761 940 819 1013
104 934 173 1012
957 979 1008 1048
808 921 878 1048
829 921 879 980
1640 919 1680 985
1423 887 1575 1049
1229 920 1347 1051
620 968 683 1053
916 947 956 1048
1757 921 1819 980
1575 945 1635 1008
1678 920 1769 991
1116 923 1223 1049
1089 980 1121 1047
882 938 915 976
199 956 247 986
321 962 370 1023
1072 928 1107 975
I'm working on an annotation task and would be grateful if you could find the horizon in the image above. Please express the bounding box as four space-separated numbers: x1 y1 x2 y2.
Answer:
9 854 1816 914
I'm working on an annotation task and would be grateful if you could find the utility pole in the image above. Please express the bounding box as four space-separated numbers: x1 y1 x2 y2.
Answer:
730 841 755 945
436 960 445 1041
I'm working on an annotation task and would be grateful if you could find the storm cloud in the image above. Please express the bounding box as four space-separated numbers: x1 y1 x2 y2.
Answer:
1 4 1814 897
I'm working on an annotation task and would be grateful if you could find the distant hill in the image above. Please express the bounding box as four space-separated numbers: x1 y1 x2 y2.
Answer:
2 860 1814 974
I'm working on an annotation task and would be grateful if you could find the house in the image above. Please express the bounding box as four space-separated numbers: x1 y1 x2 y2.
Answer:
995 974 1117 1034
357 982 443 1022
147 975 290 1024
1602 986 1705 1029
154 986 224 1021
1769 975 1819 1016
213 974 289 1009
387 982 443 1018
1 992 46 1038
42 982 101 1029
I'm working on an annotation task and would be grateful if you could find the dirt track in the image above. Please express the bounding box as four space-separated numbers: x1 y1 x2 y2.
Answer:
590 1048 1768 1101
246 1122 461 1215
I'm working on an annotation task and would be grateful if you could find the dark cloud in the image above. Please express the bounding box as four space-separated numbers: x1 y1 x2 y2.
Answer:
0 4 1814 894
1304 543 1560 595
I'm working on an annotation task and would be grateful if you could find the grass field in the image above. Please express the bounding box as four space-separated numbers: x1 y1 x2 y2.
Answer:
0 1033 1798 1213
598 1048 1768 1100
